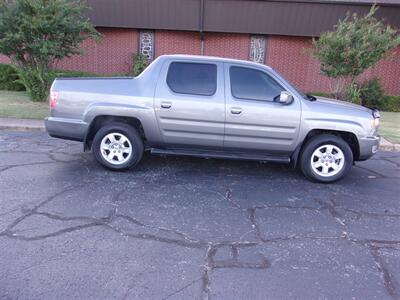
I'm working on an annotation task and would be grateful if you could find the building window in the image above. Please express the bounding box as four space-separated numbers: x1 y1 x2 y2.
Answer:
167 62 217 96
249 35 266 64
139 30 154 60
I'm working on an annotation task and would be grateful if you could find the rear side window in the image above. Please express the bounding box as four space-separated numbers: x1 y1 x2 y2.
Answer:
167 62 217 96
230 66 284 101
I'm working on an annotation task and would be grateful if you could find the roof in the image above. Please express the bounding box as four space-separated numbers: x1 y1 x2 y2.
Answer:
86 0 400 37
252 0 400 4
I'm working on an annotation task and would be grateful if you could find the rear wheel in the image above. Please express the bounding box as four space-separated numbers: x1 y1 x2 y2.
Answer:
92 123 143 171
300 134 353 183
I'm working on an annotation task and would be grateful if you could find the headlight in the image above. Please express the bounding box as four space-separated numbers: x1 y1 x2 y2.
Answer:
370 109 380 135
372 109 380 119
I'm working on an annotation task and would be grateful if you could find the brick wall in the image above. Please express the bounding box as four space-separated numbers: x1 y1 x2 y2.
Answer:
360 47 400 95
1 28 399 95
266 36 331 93
155 30 201 57
266 35 400 95
204 33 249 60
55 28 138 74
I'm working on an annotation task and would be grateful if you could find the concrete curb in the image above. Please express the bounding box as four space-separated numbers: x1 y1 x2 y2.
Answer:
0 117 399 152
0 118 45 132
379 137 400 152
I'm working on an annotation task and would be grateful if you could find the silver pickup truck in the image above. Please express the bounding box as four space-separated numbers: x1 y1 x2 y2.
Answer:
45 55 380 182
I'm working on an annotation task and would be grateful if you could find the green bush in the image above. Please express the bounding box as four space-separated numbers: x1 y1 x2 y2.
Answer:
17 67 54 102
0 64 25 91
130 53 149 76
309 87 399 112
380 96 400 112
0 65 100 96
359 78 385 108
15 68 100 101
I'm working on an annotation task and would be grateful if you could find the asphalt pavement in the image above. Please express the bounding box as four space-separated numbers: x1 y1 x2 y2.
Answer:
0 131 399 300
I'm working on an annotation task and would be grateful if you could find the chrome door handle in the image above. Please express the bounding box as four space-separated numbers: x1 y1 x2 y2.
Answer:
161 102 172 109
231 107 242 114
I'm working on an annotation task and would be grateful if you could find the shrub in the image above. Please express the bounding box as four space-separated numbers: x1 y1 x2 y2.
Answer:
131 53 149 76
0 0 100 101
343 82 362 104
311 5 400 101
359 78 385 108
0 64 25 91
380 96 400 112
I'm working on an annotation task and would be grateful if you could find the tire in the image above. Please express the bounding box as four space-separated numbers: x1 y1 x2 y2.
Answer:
299 134 353 183
92 122 144 171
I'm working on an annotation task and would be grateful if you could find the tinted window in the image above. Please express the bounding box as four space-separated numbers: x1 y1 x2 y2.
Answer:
167 62 217 96
230 66 284 101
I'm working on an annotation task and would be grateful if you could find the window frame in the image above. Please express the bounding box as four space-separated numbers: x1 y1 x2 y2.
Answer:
166 61 218 97
229 65 285 102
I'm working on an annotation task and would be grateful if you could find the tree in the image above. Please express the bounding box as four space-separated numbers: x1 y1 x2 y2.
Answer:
312 5 400 102
0 0 100 101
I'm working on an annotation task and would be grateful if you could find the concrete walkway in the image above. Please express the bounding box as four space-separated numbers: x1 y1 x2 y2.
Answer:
0 117 398 151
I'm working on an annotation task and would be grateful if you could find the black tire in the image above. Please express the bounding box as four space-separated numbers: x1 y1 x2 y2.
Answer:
300 134 353 183
92 122 144 171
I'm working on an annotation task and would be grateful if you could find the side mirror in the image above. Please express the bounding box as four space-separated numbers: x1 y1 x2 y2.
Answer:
277 91 294 105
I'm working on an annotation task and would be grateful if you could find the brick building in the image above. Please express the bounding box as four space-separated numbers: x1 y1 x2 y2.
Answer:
1 0 399 94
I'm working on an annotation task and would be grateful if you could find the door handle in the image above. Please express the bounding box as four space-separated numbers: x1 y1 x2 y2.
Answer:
161 102 172 109
231 107 242 115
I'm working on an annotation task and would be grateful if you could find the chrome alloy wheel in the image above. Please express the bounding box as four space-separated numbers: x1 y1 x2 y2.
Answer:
100 133 132 165
310 144 345 177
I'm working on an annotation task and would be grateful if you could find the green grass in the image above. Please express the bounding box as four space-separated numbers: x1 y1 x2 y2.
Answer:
0 90 48 119
380 112 400 144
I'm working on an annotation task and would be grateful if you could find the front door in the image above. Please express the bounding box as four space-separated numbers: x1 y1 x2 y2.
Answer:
223 63 301 154
154 60 225 149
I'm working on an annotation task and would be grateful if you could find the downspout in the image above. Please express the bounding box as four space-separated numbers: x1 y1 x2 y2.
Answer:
199 0 205 55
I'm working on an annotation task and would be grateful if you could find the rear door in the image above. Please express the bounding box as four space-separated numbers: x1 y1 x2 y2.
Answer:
223 63 301 154
154 60 225 149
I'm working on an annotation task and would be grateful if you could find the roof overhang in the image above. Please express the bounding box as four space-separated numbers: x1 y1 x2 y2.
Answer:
86 0 400 37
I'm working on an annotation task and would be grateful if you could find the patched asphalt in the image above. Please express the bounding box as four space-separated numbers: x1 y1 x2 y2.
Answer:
0 131 399 300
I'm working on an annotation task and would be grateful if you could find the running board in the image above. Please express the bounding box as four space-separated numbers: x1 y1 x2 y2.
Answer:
150 148 291 163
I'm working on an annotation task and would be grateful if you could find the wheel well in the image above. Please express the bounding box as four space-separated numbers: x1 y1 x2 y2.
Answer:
292 129 360 167
84 115 146 151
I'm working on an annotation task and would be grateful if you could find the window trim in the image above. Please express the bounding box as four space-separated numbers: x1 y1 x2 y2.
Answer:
166 61 218 97
229 65 285 102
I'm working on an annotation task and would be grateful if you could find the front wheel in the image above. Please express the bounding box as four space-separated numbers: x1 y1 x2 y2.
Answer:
300 134 353 183
92 123 144 171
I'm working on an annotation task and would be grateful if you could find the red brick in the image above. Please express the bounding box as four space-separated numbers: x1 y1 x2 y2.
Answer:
204 32 249 60
155 30 201 57
1 28 399 95
55 28 138 74
266 35 400 95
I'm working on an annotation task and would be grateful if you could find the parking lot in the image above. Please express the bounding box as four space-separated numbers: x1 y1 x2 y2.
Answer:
0 131 399 299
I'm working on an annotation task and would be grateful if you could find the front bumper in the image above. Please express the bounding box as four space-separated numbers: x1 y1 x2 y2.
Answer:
45 117 88 142
358 135 380 161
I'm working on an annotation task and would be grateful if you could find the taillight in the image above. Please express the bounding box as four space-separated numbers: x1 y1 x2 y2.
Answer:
49 91 59 110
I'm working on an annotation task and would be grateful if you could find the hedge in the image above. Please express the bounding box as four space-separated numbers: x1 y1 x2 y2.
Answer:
0 64 25 91
0 64 100 93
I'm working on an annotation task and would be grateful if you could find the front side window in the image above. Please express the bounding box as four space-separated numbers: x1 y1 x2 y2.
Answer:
230 66 284 101
167 62 217 96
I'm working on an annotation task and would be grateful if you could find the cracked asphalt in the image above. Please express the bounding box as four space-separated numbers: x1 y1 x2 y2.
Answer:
0 131 400 300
